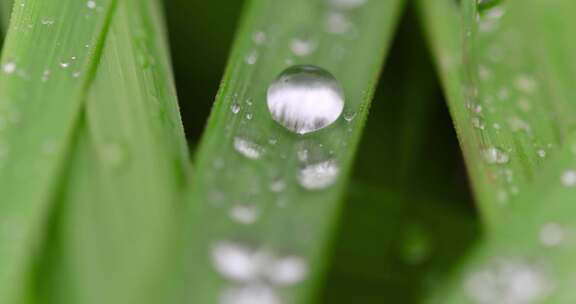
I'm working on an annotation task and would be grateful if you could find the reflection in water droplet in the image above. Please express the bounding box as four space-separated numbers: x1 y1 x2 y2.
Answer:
220 284 281 304
268 256 308 286
464 259 551 304
267 65 344 134
229 204 260 225
561 170 576 187
483 147 510 165
234 137 263 160
298 160 340 190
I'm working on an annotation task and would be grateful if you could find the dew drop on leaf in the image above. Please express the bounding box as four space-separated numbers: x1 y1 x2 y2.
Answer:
297 159 340 190
483 147 510 165
211 241 260 282
233 137 264 160
3 62 16 74
539 223 565 248
561 170 576 187
464 259 551 304
267 255 308 286
229 204 260 225
267 65 344 134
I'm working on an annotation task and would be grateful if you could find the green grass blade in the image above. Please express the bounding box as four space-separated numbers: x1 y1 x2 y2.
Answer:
419 0 576 227
419 0 576 302
32 1 190 303
0 1 117 302
0 0 11 34
182 0 405 302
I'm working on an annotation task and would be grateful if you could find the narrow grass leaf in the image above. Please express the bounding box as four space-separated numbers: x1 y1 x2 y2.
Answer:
0 1 117 302
419 0 576 302
182 0 405 302
33 1 191 303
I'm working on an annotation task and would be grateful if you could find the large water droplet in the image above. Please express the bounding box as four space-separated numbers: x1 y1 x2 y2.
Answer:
229 204 260 225
297 159 340 190
267 65 344 134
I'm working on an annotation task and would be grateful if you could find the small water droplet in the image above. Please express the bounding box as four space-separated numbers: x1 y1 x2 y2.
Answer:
561 170 576 187
234 137 264 160
267 256 308 286
60 62 70 69
87 0 97 9
229 204 260 225
289 38 316 57
41 17 55 26
41 70 51 82
245 51 258 65
220 284 281 304
325 12 352 34
267 65 344 134
539 223 565 248
231 103 241 114
483 147 510 165
252 31 267 45
472 116 485 130
3 62 16 74
464 259 551 304
343 111 356 123
211 241 260 282
537 149 546 158
514 75 537 94
298 159 340 190
270 178 286 193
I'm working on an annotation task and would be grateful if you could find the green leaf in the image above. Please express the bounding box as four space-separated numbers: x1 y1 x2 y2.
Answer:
35 1 191 304
0 0 190 303
0 0 11 34
0 1 117 302
181 0 405 302
419 0 576 302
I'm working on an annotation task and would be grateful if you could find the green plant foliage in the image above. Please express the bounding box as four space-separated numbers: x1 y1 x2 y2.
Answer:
181 0 405 302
